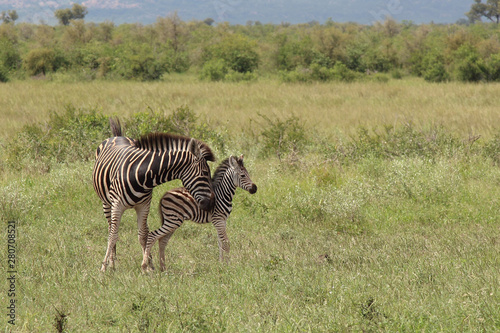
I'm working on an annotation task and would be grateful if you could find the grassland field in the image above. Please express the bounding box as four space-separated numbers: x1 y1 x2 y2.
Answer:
1 76 500 332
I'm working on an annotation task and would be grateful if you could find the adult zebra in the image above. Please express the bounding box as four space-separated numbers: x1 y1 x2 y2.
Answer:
141 155 257 272
93 118 215 272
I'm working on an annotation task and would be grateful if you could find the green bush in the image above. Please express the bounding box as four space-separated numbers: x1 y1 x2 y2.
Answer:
115 43 167 81
4 105 109 172
199 59 228 81
485 53 500 81
346 124 463 162
277 36 315 71
125 106 226 153
422 52 449 82
280 62 357 83
279 67 312 83
203 34 259 73
332 61 357 82
23 48 57 76
0 39 21 70
310 63 334 81
2 104 227 173
0 65 8 82
224 69 257 82
454 44 487 82
257 113 307 159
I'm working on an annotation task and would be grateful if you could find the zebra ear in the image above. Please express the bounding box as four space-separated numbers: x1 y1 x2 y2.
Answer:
229 156 239 169
188 138 201 159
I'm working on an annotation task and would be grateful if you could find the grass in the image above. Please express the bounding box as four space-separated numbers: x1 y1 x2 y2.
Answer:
1 77 500 139
1 77 500 331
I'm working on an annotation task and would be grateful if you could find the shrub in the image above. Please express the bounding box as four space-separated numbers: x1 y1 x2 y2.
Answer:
257 113 307 159
0 39 21 71
0 65 8 82
279 67 312 83
224 69 257 82
125 106 226 153
485 53 500 81
310 63 334 81
277 36 315 71
422 52 449 82
347 124 462 161
279 62 357 83
202 34 259 73
23 48 57 76
115 43 167 81
199 59 228 81
3 104 227 173
454 44 487 82
4 104 109 172
332 61 357 82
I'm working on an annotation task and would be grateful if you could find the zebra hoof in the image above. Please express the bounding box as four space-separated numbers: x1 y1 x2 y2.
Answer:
141 264 153 274
100 262 108 272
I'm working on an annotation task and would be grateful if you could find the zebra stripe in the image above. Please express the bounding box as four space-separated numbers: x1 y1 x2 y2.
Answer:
141 155 257 272
93 118 215 272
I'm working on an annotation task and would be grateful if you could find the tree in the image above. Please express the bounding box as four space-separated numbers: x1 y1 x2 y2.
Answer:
467 0 500 24
71 3 88 20
55 9 73 26
55 4 88 25
203 18 214 26
1 10 18 24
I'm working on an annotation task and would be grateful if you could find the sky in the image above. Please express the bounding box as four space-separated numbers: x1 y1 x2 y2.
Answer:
0 0 473 25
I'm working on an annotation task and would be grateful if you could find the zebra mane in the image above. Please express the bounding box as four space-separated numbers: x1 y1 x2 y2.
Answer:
212 157 243 186
135 133 215 162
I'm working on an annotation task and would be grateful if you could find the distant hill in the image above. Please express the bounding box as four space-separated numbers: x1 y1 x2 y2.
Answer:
0 0 473 25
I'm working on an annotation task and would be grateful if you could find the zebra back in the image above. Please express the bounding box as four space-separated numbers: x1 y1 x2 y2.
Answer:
134 132 215 162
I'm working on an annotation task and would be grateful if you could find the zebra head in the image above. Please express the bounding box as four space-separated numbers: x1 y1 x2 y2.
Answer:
229 155 257 194
181 138 216 211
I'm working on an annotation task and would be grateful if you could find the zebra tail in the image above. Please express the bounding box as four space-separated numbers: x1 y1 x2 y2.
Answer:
109 117 122 137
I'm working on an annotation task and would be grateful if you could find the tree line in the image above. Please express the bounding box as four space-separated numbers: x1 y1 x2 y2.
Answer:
1 10 500 83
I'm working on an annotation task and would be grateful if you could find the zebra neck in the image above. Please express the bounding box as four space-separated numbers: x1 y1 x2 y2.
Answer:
148 150 191 187
214 173 236 212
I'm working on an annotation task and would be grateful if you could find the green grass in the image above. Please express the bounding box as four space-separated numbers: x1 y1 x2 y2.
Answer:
1 78 500 331
1 77 500 139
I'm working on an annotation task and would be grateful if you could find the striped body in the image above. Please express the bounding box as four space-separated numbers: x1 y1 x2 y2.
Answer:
141 155 257 272
93 118 215 271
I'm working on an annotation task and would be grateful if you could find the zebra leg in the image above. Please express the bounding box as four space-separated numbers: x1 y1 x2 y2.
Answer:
141 232 159 273
101 203 125 272
158 232 174 272
102 203 117 264
135 196 153 269
213 219 230 263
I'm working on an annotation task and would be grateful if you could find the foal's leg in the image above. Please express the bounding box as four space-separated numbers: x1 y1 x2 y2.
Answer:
158 232 174 272
141 232 160 273
213 219 230 262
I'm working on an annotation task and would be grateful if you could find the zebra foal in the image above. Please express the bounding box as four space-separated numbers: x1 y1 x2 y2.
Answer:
93 118 215 272
142 155 257 272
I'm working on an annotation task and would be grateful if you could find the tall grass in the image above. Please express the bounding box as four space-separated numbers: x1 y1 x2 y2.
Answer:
1 78 500 331
1 77 500 140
